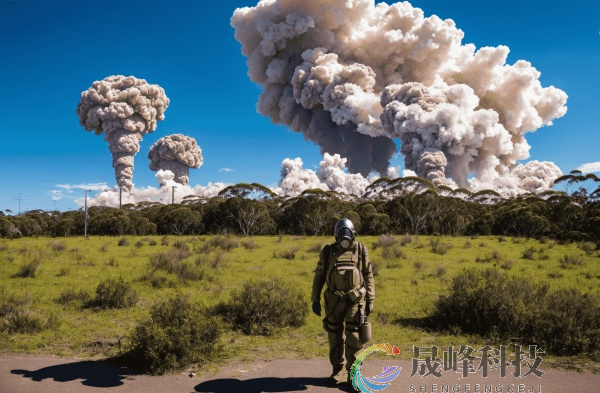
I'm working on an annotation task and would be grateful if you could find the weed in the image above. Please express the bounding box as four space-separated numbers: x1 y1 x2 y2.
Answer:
463 241 472 249
490 250 502 261
381 245 405 260
306 242 323 254
47 240 66 252
500 259 515 270
413 261 426 271
107 257 118 267
400 234 413 246
172 240 188 251
548 271 564 279
521 247 536 260
13 258 40 278
195 250 227 269
431 265 447 278
148 239 157 246
559 254 585 269
217 278 307 336
88 278 137 309
578 242 597 256
497 237 506 243
122 296 222 375
374 234 397 250
57 267 70 276
241 238 258 250
55 289 91 306
134 241 144 248
118 237 129 247
274 246 300 260
100 243 109 252
161 236 169 246
430 239 451 255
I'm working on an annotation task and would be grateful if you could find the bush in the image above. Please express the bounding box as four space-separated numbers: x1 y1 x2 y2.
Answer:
559 254 585 268
430 239 451 255
122 296 221 375
400 234 413 246
274 246 300 260
373 234 396 250
89 278 137 309
202 236 239 252
55 289 91 306
218 278 307 335
430 268 600 357
0 294 57 334
381 245 405 260
47 240 66 252
195 251 226 269
521 247 536 260
241 238 258 250
578 242 597 256
306 242 323 254
13 258 40 278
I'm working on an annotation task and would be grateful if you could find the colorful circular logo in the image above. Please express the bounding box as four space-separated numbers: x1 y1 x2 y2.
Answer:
350 343 402 392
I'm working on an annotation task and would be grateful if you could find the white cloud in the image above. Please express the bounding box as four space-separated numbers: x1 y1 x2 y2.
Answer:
219 168 235 173
577 162 600 174
56 183 110 193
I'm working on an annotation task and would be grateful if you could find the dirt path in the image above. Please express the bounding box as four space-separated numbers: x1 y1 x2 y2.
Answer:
1 354 598 393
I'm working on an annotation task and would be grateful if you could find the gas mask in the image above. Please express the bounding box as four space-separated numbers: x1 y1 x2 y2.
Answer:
336 228 354 249
334 218 356 250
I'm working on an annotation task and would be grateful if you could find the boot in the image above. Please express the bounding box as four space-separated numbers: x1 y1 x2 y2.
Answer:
328 367 347 385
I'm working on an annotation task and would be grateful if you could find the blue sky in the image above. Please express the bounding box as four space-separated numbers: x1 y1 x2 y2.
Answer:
0 0 598 212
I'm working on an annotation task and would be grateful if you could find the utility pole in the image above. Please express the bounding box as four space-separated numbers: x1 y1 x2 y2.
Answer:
84 190 89 239
172 186 175 204
14 193 26 215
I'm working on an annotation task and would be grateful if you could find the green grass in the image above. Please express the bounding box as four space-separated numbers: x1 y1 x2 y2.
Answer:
0 235 598 369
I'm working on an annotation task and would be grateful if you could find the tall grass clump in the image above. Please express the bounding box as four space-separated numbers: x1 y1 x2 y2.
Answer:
0 294 57 334
201 236 239 252
273 246 300 260
55 289 91 307
430 239 451 255
559 254 585 269
13 257 41 278
88 278 137 309
47 240 67 252
430 268 600 357
217 278 307 336
381 245 405 260
372 234 396 250
121 296 222 375
578 242 597 256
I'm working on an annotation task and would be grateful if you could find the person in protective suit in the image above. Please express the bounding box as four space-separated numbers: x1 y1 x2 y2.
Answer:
311 218 375 386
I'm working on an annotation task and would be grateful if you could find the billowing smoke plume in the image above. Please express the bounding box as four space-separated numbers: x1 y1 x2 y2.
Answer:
277 153 371 196
148 134 203 186
232 0 567 193
84 172 226 208
76 75 170 191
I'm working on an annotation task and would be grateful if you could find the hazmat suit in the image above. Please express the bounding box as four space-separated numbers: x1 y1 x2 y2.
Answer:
311 218 375 386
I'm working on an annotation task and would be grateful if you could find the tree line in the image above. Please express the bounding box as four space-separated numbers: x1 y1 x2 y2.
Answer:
1 174 598 242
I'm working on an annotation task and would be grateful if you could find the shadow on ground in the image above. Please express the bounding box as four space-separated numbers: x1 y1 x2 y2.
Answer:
11 359 142 388
195 377 356 393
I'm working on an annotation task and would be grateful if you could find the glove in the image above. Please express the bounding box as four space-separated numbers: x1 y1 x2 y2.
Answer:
312 302 321 316
365 302 374 316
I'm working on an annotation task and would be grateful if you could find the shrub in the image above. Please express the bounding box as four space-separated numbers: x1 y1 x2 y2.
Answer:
150 248 205 280
202 236 239 252
430 239 451 255
400 234 413 246
463 241 472 249
161 236 169 246
118 237 129 247
172 240 188 250
521 247 536 260
241 238 258 250
100 243 109 252
89 278 137 309
274 247 300 260
578 242 597 256
47 240 66 252
13 258 40 278
500 259 515 270
195 251 226 269
431 265 447 278
381 245 405 260
0 294 57 334
306 242 323 254
139 271 177 289
55 289 91 306
374 234 397 250
122 296 221 375
371 261 380 277
559 254 585 269
218 278 307 335
430 269 600 357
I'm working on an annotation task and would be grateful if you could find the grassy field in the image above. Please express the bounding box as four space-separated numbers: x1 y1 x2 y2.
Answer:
0 235 598 371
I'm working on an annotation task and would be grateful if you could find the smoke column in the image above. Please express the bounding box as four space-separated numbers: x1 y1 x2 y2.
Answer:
232 0 567 193
148 134 203 186
76 75 170 191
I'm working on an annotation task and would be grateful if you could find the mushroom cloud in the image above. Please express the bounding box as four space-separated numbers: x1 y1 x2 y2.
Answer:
148 134 204 186
76 75 170 191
